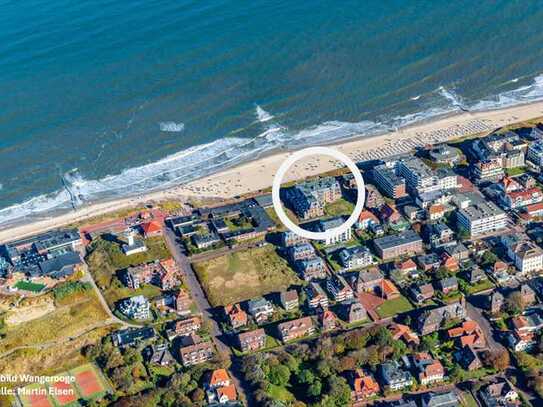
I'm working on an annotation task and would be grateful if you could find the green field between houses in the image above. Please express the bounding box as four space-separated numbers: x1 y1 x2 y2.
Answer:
376 295 413 318
14 281 46 293
193 245 302 306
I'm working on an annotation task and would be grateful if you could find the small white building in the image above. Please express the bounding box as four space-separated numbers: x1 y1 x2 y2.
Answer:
317 217 352 245
506 240 543 274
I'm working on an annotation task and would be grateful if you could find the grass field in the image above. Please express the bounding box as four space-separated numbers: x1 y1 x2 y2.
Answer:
86 236 170 290
324 198 354 217
14 281 46 293
376 295 413 318
0 325 117 382
0 291 109 354
265 207 299 229
193 245 302 306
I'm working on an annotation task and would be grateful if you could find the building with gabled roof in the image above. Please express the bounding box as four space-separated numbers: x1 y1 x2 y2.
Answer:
350 369 380 401
276 316 315 343
236 328 266 352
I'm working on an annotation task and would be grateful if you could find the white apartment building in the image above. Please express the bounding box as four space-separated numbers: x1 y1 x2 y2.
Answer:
527 140 543 168
317 217 352 245
456 200 507 237
396 157 457 195
507 240 543 274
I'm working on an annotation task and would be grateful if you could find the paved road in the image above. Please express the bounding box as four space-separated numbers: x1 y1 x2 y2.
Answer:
163 228 255 405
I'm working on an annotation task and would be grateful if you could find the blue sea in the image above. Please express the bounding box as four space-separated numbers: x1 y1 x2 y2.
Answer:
2 0 543 225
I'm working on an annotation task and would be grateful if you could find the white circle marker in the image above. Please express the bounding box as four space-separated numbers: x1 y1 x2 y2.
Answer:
272 146 365 241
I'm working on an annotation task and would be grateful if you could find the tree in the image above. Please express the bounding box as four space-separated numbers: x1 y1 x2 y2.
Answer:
268 364 291 387
308 379 322 398
296 368 315 385
506 291 526 314
325 375 351 406
190 388 205 403
481 350 510 372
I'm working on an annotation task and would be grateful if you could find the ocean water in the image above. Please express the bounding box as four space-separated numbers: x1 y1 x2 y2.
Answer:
2 0 543 225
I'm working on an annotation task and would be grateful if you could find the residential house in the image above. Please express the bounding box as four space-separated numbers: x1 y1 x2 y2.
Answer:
357 210 380 230
320 309 339 331
175 289 192 315
441 253 459 272
306 282 329 309
454 346 482 371
520 284 537 306
224 304 248 329
141 220 163 238
389 323 420 345
277 317 315 343
296 256 327 281
247 298 274 324
117 295 150 320
437 277 458 295
420 392 459 407
338 246 374 270
317 217 352 246
179 339 214 367
355 268 384 293
373 230 424 261
417 253 441 272
167 316 202 339
447 320 486 348
326 274 354 302
417 301 467 335
409 283 435 304
396 258 418 277
280 290 299 311
280 231 306 247
206 369 237 404
488 291 504 315
506 240 543 274
380 279 401 300
379 360 414 391
112 327 155 348
479 379 519 407
412 353 445 385
499 187 543 210
444 243 469 262
365 184 386 209
350 369 380 402
237 329 266 352
466 268 487 284
145 343 175 366
287 242 315 262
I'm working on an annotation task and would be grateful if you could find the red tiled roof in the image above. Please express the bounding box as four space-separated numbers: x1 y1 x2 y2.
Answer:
209 369 230 386
141 220 162 235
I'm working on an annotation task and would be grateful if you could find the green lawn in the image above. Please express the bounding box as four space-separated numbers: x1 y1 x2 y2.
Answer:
459 391 478 407
265 206 299 229
267 384 296 402
376 295 413 318
464 279 493 295
324 198 355 217
193 245 303 306
86 236 171 289
505 167 526 177
14 281 46 293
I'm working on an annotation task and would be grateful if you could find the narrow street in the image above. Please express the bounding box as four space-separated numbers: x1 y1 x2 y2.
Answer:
163 227 254 405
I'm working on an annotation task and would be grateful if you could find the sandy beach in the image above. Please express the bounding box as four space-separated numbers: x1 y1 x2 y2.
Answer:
2 101 543 244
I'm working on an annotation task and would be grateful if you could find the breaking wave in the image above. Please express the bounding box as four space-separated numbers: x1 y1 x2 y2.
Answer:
255 105 274 123
3 73 543 226
159 121 185 132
